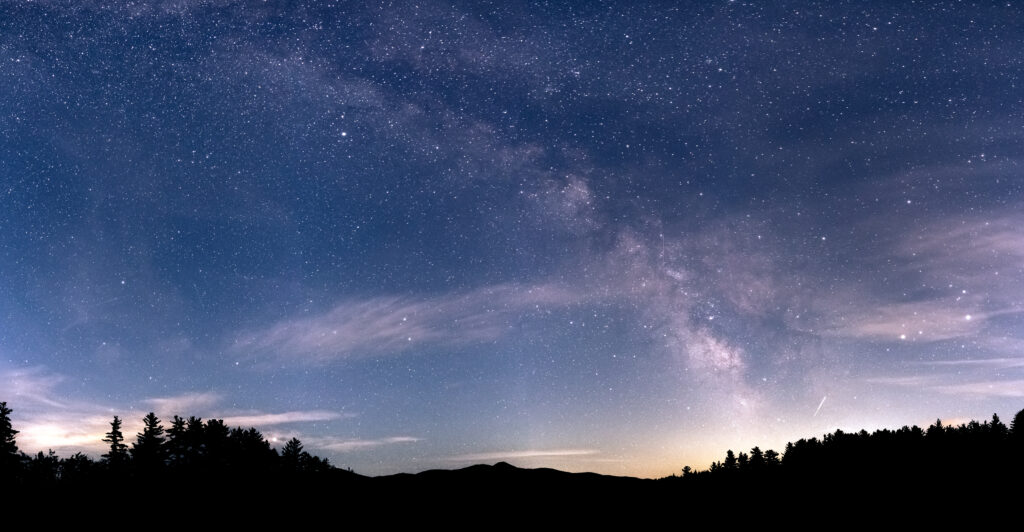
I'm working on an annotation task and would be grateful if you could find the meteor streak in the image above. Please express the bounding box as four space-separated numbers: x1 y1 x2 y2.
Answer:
813 396 828 417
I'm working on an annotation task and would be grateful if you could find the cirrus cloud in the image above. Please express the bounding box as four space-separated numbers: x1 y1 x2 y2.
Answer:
233 283 581 363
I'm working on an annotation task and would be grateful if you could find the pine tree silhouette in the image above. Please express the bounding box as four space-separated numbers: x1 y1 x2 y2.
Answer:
723 450 737 471
737 451 749 471
203 419 230 469
166 415 187 468
102 415 129 469
184 416 205 464
0 401 22 476
131 412 166 473
1012 409 1024 440
764 449 780 468
990 413 1008 439
281 437 305 471
749 446 765 471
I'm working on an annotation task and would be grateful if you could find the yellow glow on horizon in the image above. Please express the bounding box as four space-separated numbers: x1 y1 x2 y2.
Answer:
18 423 107 450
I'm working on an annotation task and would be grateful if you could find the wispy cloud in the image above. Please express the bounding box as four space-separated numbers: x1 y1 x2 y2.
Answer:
787 213 1024 347
16 413 115 453
816 299 988 342
0 367 67 408
446 448 600 462
866 375 934 388
20 429 96 450
0 365 100 452
901 215 1024 281
142 392 349 427
0 366 353 454
221 411 351 427
233 283 579 362
977 337 1024 356
144 392 222 416
0 366 120 454
916 358 1024 369
869 375 1024 398
302 435 421 452
930 380 1024 398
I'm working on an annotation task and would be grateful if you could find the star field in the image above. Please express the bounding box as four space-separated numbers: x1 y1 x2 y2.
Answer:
2 1 1024 477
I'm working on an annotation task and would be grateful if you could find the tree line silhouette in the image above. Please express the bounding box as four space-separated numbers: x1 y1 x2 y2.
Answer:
668 409 1024 492
0 401 336 488
5 398 1024 502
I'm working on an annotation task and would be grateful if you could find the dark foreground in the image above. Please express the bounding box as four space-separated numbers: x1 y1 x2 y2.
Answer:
5 459 1021 523
4 405 1024 520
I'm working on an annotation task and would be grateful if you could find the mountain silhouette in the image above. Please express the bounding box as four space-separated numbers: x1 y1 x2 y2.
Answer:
2 402 1022 519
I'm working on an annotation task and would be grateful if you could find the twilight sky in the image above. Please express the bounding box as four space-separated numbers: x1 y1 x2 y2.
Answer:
2 0 1024 478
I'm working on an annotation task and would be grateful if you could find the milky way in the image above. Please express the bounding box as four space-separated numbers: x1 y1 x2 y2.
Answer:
2 1 1023 477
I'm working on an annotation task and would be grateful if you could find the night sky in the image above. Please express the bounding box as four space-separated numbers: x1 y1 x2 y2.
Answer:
2 1 1023 478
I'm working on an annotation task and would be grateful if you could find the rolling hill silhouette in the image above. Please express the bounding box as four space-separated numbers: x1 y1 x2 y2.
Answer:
2 402 1022 515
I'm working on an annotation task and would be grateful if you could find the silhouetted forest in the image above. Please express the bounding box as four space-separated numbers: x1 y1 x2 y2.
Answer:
668 410 1024 486
3 400 1023 512
0 401 344 491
